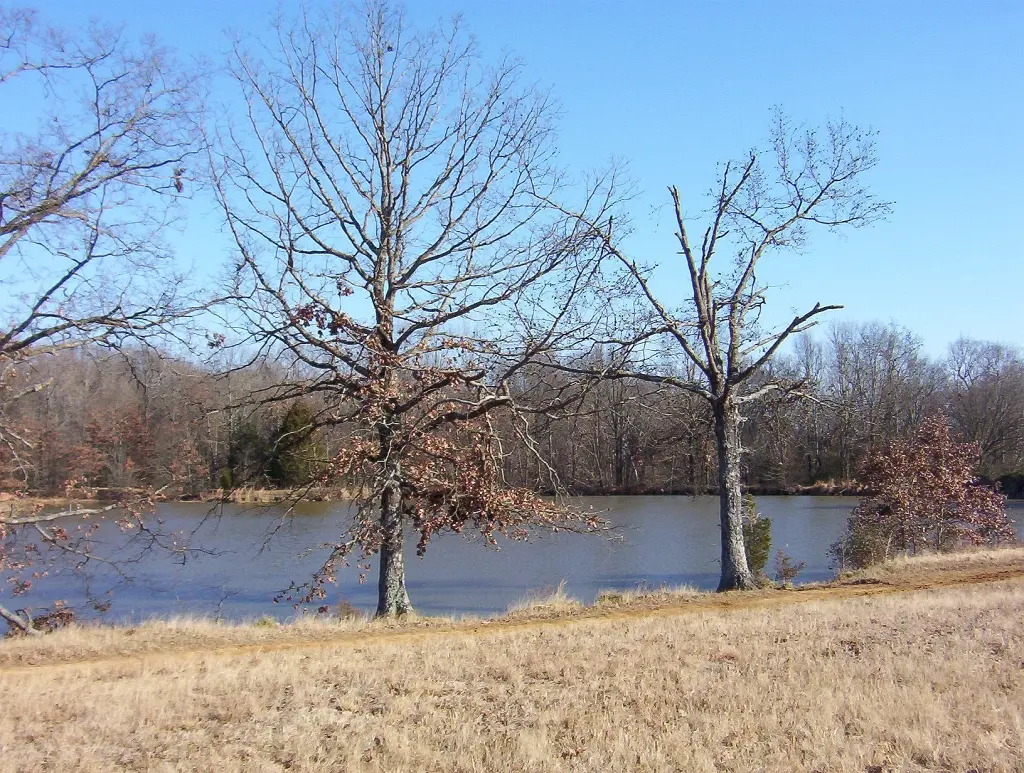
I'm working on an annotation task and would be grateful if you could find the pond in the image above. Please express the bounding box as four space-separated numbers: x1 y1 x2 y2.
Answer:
14 496 1024 622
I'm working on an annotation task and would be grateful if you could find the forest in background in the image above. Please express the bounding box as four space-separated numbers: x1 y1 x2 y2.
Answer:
4 323 1022 500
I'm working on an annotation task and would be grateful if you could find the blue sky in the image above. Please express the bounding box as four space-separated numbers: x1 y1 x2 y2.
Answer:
27 0 1024 357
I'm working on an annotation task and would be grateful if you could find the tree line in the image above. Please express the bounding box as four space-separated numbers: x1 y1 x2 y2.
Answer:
3 327 1023 499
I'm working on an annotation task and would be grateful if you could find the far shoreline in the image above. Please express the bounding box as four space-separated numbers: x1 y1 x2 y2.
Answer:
0 482 872 513
9 479 1023 513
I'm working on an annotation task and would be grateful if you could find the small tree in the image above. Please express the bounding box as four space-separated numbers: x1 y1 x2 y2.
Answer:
741 494 771 581
267 402 320 487
831 414 1016 570
773 549 805 585
226 420 272 489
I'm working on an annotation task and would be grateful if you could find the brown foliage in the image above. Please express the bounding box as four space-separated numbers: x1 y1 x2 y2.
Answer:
833 414 1015 569
281 385 604 606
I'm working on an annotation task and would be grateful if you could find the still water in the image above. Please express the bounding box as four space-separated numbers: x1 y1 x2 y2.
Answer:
22 497 1024 621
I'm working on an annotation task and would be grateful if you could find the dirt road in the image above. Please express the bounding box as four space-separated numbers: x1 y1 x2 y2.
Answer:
2 552 1022 678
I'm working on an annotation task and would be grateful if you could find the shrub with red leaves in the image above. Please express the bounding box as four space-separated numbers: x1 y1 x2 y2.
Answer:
831 414 1016 569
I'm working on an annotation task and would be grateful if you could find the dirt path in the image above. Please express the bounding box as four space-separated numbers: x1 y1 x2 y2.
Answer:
2 560 1022 678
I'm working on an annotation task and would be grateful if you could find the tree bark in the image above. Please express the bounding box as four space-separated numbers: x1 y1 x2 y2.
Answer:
375 414 411 617
376 478 412 617
713 398 757 591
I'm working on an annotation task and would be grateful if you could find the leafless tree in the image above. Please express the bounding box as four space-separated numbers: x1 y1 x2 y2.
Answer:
0 7 204 633
0 7 203 470
563 112 889 589
825 321 942 478
946 338 1024 477
212 1 615 616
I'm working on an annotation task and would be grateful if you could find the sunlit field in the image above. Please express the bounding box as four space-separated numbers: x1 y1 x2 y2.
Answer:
1 549 1022 772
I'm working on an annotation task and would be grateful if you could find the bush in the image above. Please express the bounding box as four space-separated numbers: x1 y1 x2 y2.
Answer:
335 598 361 620
773 549 806 585
829 518 892 572
742 494 772 580
267 401 321 487
831 414 1015 571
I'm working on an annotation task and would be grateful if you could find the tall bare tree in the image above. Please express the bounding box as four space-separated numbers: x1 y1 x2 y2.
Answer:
0 7 203 633
825 321 942 478
213 2 613 616
946 338 1024 477
567 113 889 589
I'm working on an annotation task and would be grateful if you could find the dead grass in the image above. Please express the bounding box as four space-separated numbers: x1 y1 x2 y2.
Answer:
1 485 360 510
0 612 475 670
1 548 1023 772
596 581 702 606
503 580 582 619
839 544 1024 584
2 546 1023 673
200 486 360 503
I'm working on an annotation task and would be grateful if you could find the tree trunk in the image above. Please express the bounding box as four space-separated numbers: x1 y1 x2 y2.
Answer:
375 416 412 618
376 478 412 617
713 398 756 591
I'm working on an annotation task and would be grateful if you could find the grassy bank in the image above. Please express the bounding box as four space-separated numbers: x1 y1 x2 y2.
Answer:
1 549 1023 772
2 485 358 511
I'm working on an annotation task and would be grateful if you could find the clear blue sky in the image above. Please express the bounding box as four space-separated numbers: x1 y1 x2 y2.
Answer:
28 0 1024 357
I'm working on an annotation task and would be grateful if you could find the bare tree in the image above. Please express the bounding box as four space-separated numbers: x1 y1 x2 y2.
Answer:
946 338 1024 477
0 6 203 467
0 7 203 633
565 113 889 590
825 321 942 478
212 2 613 616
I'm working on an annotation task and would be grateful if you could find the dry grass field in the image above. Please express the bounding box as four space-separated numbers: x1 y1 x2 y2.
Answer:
1 549 1023 772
